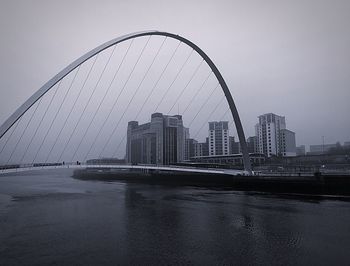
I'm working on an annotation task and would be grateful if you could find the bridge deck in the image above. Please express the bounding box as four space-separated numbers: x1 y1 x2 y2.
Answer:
0 164 248 176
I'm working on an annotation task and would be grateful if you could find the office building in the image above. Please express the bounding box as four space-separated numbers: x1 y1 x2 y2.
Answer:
126 113 188 165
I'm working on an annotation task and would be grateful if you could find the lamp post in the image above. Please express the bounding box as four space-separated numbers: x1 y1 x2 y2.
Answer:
322 136 325 154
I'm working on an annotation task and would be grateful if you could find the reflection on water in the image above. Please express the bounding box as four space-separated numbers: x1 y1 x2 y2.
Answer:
0 169 349 265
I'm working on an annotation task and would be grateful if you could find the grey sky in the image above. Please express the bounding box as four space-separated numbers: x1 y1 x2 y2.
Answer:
0 0 350 152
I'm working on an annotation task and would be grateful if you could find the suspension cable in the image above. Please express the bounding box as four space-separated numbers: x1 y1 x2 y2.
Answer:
19 81 61 164
111 48 203 158
31 66 81 164
219 107 231 120
133 39 179 121
98 37 151 158
69 45 118 161
78 39 137 161
219 107 237 145
182 71 212 115
154 48 194 112
113 59 210 157
112 133 127 158
96 37 155 159
5 96 43 165
187 83 219 128
192 96 226 140
219 106 236 134
44 55 99 163
167 59 204 114
218 107 236 137
57 52 107 163
0 116 23 157
85 36 167 161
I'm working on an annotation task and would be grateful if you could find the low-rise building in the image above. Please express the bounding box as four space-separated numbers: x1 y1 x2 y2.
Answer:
280 129 296 157
309 143 337 155
296 145 306 156
194 138 209 157
184 138 197 161
189 153 265 167
229 136 240 154
246 136 258 154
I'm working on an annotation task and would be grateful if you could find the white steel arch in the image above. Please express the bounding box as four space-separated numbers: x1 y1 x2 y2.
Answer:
0 31 252 173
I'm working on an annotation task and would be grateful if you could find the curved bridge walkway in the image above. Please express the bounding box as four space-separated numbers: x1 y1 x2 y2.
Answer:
0 164 248 176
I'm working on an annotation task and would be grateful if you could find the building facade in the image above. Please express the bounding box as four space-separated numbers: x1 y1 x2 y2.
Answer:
184 138 197 161
309 143 337 155
280 129 296 157
296 145 306 156
246 136 258 154
229 136 240 154
126 113 188 165
208 121 229 156
255 113 296 157
194 138 209 158
189 153 265 167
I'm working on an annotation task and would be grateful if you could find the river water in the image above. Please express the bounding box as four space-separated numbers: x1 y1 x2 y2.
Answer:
0 169 349 265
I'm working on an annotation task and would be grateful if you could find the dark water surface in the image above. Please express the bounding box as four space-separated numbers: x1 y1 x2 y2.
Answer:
0 169 349 265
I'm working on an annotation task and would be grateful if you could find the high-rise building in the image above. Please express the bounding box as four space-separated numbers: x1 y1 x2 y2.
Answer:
255 113 296 157
126 113 188 165
208 121 229 156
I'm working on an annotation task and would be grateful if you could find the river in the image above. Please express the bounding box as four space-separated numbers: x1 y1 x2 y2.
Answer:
0 169 349 265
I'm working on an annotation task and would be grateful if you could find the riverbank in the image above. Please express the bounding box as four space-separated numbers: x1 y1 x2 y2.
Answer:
73 169 350 196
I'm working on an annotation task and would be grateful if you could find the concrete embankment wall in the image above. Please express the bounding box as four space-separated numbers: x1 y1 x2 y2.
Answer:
72 169 350 196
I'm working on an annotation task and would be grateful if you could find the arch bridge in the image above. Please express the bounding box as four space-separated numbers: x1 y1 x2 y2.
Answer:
0 31 252 175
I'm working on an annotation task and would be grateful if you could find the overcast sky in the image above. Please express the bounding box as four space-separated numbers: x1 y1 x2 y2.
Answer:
0 0 350 150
